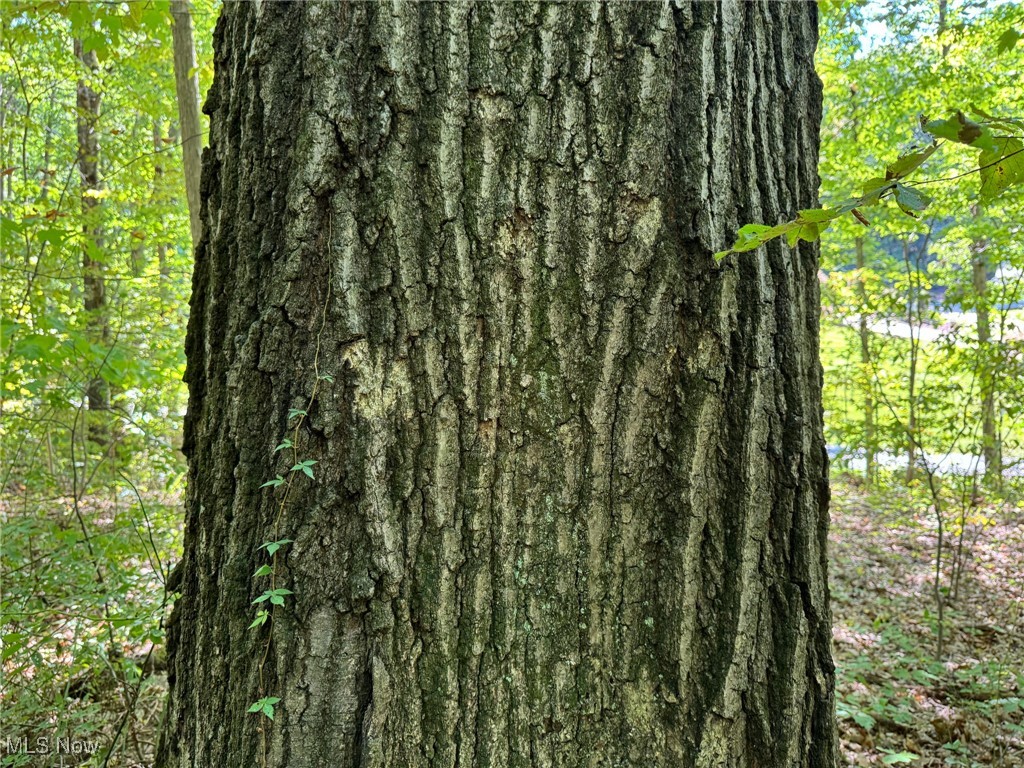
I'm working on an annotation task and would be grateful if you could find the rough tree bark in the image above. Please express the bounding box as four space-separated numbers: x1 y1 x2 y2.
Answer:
159 2 836 767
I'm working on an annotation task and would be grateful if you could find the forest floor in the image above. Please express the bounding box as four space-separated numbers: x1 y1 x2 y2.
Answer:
829 475 1024 767
5 477 1022 768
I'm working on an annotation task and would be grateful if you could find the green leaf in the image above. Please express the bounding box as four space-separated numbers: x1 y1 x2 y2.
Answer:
253 564 273 577
291 459 317 479
259 539 294 557
248 610 269 629
274 439 293 453
797 208 840 223
737 223 773 237
994 697 1020 713
925 111 996 152
894 184 932 216
318 373 334 383
36 227 69 246
882 752 919 764
255 588 293 605
885 145 937 181
260 475 285 489
287 408 307 420
716 223 785 260
852 711 876 730
785 220 821 246
859 178 895 204
969 106 1024 133
997 27 1021 54
979 137 1024 202
1 633 26 662
248 696 281 719
831 198 866 215
268 588 293 606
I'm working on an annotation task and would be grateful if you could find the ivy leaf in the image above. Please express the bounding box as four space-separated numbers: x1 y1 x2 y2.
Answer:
287 408 307 421
253 564 273 577
248 696 281 720
248 610 269 629
291 459 317 479
274 439 293 453
259 475 285 489
259 539 294 557
979 137 1024 202
269 588 293 606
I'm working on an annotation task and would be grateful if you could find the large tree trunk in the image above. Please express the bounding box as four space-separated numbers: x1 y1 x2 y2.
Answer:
159 3 836 767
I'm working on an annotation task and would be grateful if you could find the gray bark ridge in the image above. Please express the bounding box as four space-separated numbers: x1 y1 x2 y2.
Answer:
160 3 836 767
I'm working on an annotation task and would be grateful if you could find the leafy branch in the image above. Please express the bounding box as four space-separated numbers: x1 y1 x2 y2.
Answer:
715 109 1024 261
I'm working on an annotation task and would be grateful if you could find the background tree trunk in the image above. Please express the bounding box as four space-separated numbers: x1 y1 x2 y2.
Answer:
970 230 999 482
904 238 919 484
74 38 109 427
160 3 836 767
170 0 203 249
855 236 875 485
